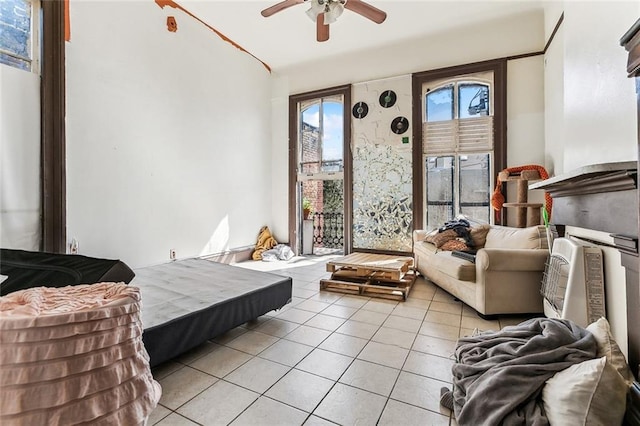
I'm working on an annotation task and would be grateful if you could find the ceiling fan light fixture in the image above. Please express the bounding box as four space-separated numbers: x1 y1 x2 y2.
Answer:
305 0 325 21
262 0 386 42
324 2 344 24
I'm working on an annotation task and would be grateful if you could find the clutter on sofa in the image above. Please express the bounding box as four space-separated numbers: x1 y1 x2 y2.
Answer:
0 282 161 425
0 248 135 295
413 222 549 316
441 317 633 426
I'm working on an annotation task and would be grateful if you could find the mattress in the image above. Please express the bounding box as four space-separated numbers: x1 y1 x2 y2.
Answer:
133 259 292 367
0 248 135 295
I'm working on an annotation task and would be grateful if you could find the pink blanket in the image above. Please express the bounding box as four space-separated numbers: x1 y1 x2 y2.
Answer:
0 283 161 425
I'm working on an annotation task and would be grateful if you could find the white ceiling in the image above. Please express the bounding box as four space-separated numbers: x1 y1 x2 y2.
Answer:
179 0 546 71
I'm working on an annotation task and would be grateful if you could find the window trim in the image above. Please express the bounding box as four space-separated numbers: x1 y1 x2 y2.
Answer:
412 59 507 230
41 0 66 252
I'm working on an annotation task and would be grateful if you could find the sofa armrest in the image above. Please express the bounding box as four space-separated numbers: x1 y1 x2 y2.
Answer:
413 230 430 243
476 249 549 272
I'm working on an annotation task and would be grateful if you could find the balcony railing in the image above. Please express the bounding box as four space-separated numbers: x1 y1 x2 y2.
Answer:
312 212 344 249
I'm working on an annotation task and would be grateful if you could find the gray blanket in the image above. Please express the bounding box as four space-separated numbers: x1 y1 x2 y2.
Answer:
452 317 597 426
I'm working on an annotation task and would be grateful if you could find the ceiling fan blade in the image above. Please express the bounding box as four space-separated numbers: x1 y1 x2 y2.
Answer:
344 0 386 24
317 13 330 42
261 0 304 17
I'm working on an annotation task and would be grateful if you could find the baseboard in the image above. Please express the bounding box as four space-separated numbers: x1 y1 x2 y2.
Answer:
200 245 255 265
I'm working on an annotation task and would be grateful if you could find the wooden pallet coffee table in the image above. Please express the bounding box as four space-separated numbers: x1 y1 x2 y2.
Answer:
320 252 416 301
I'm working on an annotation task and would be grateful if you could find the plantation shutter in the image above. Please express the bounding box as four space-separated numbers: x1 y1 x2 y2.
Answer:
423 116 493 154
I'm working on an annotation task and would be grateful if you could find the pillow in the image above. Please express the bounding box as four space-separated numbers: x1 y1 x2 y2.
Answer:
425 229 458 248
440 239 470 252
484 225 547 250
586 317 635 386
469 224 491 248
542 356 628 426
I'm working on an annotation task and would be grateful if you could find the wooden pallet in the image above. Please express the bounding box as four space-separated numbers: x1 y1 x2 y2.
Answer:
321 253 416 301
325 252 414 281
320 269 416 301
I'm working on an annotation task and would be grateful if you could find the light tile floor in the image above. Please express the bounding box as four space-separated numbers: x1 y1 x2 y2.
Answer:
148 255 532 426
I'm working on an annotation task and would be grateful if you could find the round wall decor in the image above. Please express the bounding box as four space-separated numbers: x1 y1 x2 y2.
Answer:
352 101 369 119
379 90 397 108
391 116 409 134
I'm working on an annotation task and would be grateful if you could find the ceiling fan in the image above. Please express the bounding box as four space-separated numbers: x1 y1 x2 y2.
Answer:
261 0 387 42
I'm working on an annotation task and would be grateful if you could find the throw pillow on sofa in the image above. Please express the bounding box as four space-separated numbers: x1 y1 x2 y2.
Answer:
469 224 491 249
425 229 458 248
440 239 470 252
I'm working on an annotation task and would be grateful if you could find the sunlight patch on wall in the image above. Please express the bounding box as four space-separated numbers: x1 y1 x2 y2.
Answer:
200 215 230 257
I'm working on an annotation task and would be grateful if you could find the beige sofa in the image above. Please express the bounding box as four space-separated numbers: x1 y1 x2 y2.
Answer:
413 225 550 317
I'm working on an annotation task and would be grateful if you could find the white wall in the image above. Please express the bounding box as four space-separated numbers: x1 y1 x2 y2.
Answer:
271 10 547 235
279 11 544 95
507 56 546 166
66 1 273 268
543 9 564 176
545 1 639 175
506 56 547 224
0 65 40 250
269 75 290 242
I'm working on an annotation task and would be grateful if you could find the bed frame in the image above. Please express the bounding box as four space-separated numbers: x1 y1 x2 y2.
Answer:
132 259 292 367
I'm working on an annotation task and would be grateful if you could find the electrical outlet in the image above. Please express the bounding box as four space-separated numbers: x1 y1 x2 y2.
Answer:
170 249 176 260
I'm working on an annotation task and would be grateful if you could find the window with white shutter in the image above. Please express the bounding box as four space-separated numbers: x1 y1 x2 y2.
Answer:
421 71 495 228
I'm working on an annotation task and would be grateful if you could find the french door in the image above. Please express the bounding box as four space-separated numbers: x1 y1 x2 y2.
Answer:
289 86 352 255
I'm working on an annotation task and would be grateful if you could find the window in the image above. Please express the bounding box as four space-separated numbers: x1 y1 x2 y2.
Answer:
423 76 493 228
1 0 37 71
413 60 506 230
300 96 344 174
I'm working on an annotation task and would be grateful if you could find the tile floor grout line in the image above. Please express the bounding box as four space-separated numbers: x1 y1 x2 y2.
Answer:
152 258 484 425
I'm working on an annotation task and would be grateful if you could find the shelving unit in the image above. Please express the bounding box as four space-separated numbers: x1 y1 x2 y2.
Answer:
499 169 543 228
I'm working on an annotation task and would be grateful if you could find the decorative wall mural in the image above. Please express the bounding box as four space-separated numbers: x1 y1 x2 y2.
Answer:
352 76 413 251
352 144 413 251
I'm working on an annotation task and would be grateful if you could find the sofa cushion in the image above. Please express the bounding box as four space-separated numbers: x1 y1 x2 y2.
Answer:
484 225 548 250
428 251 476 282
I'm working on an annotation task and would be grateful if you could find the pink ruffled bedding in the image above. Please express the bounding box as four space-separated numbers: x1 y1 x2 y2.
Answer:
0 283 161 425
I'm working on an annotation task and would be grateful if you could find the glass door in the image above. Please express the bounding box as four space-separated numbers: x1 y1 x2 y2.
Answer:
296 96 345 255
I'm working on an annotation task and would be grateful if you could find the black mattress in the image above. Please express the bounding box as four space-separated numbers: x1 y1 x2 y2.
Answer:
0 248 135 295
132 259 292 367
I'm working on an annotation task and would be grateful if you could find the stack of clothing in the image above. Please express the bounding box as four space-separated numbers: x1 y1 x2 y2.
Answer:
425 219 489 256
